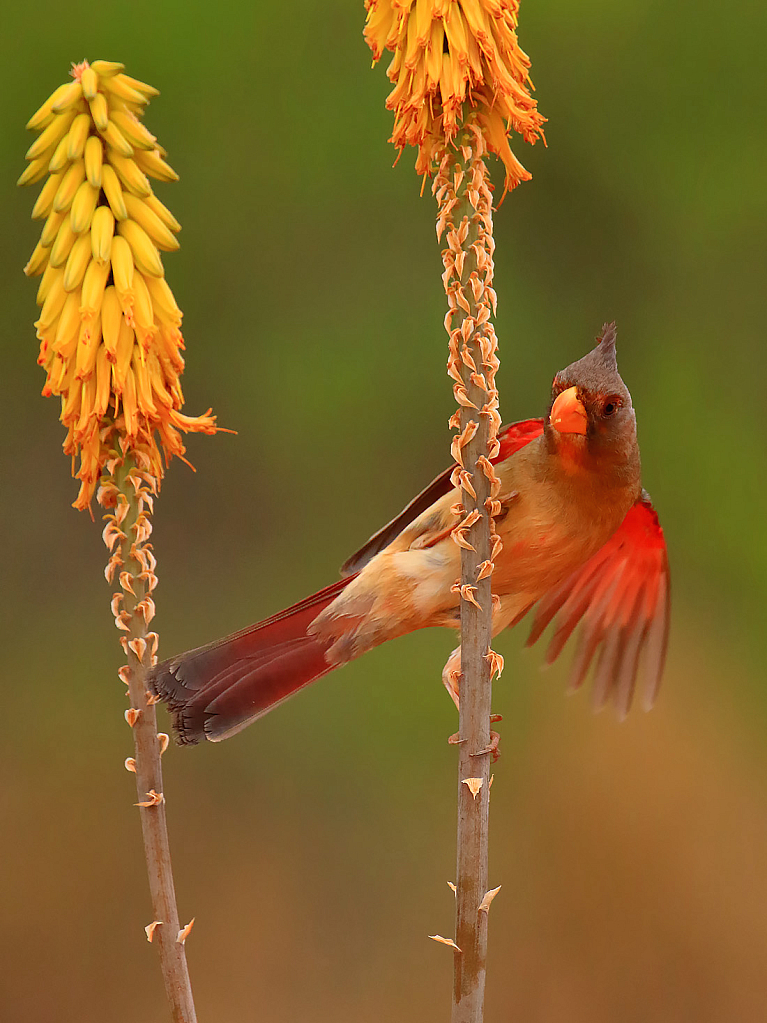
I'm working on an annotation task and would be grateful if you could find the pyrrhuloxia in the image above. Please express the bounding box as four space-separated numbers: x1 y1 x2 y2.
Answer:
149 323 669 744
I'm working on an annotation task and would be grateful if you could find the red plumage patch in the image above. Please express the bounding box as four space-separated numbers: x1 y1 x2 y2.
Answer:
525 495 669 717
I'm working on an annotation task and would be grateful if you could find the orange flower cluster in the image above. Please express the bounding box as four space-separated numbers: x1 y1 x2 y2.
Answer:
364 0 545 190
19 60 216 510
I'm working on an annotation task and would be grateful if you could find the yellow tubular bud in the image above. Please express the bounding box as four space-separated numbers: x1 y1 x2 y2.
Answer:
100 75 149 106
110 235 135 296
55 290 81 347
50 81 84 113
81 257 111 317
80 67 99 101
69 180 99 234
25 109 77 162
148 351 174 407
107 152 151 197
114 317 136 391
89 92 109 131
123 194 179 251
37 262 62 306
90 205 115 263
110 99 146 121
27 83 73 130
122 366 139 436
41 208 66 248
143 193 181 233
84 136 103 188
63 233 92 292
101 164 128 220
17 157 50 186
109 109 156 150
94 343 112 415
56 326 79 364
98 119 134 158
38 271 68 326
67 112 92 160
48 135 71 174
75 315 103 380
132 348 158 414
90 60 125 78
50 216 77 268
61 373 82 422
46 356 65 395
75 373 97 432
133 148 179 182
101 286 122 359
36 338 57 375
117 219 164 277
132 271 156 336
31 171 64 219
53 161 86 213
145 275 181 323
24 239 50 277
118 73 160 99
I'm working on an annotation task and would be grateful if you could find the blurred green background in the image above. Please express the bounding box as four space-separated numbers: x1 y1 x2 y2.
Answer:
3 1 767 1020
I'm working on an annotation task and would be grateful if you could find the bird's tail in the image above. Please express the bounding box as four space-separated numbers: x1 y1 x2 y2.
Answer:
148 577 355 745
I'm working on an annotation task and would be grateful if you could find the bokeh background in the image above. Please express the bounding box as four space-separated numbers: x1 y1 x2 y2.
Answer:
2 1 767 1020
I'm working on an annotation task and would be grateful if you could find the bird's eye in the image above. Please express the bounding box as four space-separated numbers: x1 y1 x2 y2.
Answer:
602 395 622 417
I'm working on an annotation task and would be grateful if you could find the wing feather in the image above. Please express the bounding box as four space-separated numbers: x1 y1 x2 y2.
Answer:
527 492 669 715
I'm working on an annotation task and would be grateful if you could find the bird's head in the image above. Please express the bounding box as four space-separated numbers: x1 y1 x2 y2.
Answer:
546 323 638 468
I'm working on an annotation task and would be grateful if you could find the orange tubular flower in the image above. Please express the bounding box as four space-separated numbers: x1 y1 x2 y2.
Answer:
364 0 546 189
19 59 217 510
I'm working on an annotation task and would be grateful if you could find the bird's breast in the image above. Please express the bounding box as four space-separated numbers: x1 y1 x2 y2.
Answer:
491 481 632 601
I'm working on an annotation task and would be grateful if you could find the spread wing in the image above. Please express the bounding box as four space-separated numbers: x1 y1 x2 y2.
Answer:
340 418 545 577
525 492 669 718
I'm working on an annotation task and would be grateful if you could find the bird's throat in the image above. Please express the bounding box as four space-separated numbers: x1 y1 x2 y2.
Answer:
550 431 591 475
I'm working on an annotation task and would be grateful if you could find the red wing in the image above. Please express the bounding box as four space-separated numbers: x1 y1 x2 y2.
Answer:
525 492 669 718
494 417 545 463
340 418 544 577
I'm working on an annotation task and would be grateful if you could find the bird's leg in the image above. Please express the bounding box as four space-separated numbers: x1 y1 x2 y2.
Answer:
443 645 502 760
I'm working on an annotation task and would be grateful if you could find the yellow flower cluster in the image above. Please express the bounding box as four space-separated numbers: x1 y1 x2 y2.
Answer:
364 0 545 190
20 60 216 510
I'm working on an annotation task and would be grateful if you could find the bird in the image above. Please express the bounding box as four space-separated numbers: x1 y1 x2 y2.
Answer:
148 323 669 745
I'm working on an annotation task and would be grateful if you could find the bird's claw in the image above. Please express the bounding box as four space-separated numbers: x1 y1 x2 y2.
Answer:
447 716 502 762
471 731 501 762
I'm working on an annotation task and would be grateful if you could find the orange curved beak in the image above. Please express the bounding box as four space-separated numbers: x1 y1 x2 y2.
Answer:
550 386 588 435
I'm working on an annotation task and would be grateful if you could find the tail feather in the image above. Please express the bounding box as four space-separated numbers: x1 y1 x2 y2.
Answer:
148 577 354 745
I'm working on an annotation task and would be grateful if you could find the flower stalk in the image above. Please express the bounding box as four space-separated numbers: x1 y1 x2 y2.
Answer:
438 126 502 1023
100 453 197 1021
365 2 544 1019
19 60 211 1022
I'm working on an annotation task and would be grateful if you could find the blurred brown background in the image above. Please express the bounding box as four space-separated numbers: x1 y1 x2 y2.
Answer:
3 1 767 1020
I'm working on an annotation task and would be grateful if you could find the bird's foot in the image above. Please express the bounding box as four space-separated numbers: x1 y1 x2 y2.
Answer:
448 715 502 762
